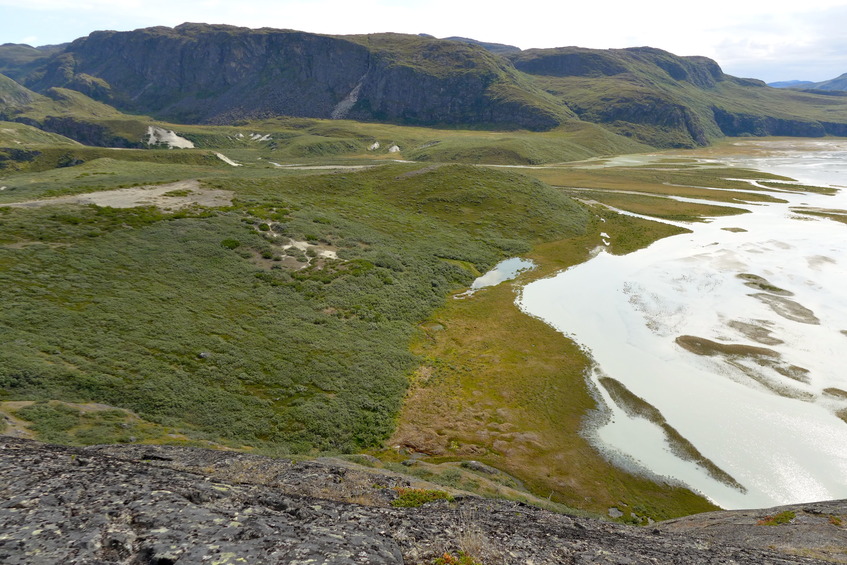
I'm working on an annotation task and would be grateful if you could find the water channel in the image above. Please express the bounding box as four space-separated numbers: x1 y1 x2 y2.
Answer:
519 140 847 509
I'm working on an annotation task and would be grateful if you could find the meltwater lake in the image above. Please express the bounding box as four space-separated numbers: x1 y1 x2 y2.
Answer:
519 140 847 509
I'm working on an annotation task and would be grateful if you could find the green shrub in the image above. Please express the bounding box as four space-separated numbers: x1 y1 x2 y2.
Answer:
433 551 482 565
391 488 454 508
757 511 795 525
0 163 589 454
15 402 80 443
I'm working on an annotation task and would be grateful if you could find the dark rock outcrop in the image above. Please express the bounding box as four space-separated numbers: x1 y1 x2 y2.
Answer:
22 24 562 130
1 437 842 564
712 107 828 137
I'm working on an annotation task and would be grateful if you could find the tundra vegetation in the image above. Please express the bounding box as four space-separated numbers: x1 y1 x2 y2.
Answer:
0 113 840 521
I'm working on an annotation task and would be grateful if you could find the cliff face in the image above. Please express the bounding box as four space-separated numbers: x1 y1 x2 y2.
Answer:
1 437 844 564
505 45 847 148
25 24 562 130
8 25 847 148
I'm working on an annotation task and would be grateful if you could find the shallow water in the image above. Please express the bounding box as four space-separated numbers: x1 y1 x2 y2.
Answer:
519 140 847 509
471 258 535 290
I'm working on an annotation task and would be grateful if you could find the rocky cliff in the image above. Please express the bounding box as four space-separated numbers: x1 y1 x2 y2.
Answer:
22 24 564 130
506 46 847 148
2 437 844 564
7 24 847 148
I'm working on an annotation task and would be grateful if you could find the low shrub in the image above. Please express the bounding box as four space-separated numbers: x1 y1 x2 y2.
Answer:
391 488 453 508
433 551 481 565
757 511 795 526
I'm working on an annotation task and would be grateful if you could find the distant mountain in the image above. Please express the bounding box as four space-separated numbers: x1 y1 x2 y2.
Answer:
16 24 565 131
505 46 847 146
442 36 521 54
4 24 847 148
0 71 39 108
768 80 814 89
806 73 847 91
0 70 151 147
769 75 847 92
0 43 65 81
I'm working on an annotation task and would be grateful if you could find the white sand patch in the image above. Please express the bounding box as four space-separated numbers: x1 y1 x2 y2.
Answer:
145 126 194 149
368 142 380 151
281 240 338 263
214 152 242 167
388 145 401 153
4 179 233 211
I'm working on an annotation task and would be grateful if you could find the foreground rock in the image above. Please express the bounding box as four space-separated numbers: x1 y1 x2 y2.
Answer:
1 437 843 564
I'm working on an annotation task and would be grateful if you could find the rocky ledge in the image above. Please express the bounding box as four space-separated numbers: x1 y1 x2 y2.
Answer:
1 437 844 564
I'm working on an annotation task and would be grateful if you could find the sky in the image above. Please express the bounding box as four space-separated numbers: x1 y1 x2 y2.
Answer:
1 0 846 83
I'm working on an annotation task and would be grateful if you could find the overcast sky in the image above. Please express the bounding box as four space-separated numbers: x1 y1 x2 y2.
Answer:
1 0 846 83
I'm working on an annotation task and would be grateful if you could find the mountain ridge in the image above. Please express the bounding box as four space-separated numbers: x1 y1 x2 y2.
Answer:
4 23 847 150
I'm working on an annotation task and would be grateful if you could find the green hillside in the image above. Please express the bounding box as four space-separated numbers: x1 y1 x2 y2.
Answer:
509 46 847 147
5 25 847 149
0 163 587 451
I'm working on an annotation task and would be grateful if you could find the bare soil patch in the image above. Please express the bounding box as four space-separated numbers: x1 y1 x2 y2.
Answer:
4 179 233 211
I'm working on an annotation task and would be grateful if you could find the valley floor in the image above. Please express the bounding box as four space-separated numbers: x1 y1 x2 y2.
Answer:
1 127 845 523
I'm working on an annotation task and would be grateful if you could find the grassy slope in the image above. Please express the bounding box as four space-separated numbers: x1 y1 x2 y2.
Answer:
0 121 80 146
0 162 588 455
515 49 847 147
168 117 649 165
0 44 60 81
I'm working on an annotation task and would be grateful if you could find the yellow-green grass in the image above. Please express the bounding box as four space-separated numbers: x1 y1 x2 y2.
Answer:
523 165 792 204
791 208 847 225
169 118 650 165
0 121 80 146
565 189 748 222
1 400 222 447
386 206 717 520
386 155 836 518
